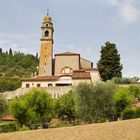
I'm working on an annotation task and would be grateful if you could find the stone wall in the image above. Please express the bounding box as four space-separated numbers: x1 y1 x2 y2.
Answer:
2 86 72 100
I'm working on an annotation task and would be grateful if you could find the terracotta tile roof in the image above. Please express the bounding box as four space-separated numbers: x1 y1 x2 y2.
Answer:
22 76 59 81
55 51 80 56
1 115 16 121
72 72 91 79
82 68 98 71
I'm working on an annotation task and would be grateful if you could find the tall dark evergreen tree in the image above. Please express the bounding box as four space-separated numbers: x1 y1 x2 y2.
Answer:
0 48 2 54
9 48 13 56
36 52 38 59
97 41 123 81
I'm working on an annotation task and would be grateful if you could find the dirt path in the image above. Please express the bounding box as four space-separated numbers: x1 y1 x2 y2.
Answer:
0 119 140 140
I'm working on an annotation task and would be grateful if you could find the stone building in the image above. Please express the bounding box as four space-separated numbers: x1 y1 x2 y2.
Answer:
22 14 101 89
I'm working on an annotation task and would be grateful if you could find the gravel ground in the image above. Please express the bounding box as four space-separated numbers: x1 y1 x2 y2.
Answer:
0 118 140 140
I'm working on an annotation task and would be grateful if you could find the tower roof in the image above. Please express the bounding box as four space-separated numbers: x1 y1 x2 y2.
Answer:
43 16 52 23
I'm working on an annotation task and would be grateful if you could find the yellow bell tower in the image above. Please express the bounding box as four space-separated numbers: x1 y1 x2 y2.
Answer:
39 13 54 77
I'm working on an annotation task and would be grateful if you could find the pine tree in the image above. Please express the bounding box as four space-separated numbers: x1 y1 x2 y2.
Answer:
97 41 123 81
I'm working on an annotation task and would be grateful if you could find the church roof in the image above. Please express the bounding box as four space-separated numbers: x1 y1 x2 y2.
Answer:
72 72 91 79
22 76 59 81
1 115 16 121
55 51 80 56
82 68 98 71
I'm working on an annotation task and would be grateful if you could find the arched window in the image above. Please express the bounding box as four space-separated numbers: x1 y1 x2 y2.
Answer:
45 30 49 37
61 67 73 74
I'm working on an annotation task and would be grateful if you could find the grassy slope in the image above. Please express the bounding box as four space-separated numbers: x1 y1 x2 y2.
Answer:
0 119 140 140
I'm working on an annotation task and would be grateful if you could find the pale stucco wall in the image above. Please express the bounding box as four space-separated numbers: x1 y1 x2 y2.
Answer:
55 55 80 75
90 71 101 83
22 81 56 88
3 86 72 100
80 57 92 68
72 79 91 85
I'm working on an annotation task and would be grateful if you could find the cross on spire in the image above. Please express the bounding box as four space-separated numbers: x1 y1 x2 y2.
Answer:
47 9 49 16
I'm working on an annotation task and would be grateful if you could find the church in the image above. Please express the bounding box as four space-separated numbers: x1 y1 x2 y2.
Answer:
22 14 101 88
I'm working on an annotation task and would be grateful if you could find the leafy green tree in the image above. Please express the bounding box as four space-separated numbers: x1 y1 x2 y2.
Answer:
114 87 134 118
97 41 123 81
9 88 54 128
9 99 27 127
25 88 54 126
75 82 116 123
0 94 7 117
129 85 140 101
55 91 76 123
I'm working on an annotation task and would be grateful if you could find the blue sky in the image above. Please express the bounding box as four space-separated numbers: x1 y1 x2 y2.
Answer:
0 0 140 77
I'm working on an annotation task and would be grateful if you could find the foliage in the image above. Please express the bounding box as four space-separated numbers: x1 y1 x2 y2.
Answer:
8 88 54 129
25 88 54 127
131 76 140 83
122 108 140 120
55 91 76 123
128 85 140 101
8 99 28 127
97 41 123 81
114 87 134 117
0 77 21 92
0 94 7 117
0 122 19 133
0 49 39 92
122 108 135 120
112 77 131 84
75 82 116 123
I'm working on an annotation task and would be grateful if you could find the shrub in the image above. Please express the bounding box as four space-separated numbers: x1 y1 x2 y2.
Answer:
112 77 131 84
114 87 134 117
135 108 140 118
122 108 140 120
0 122 19 133
129 86 140 101
122 108 135 120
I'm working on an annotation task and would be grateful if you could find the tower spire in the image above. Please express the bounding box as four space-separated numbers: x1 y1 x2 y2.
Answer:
47 9 49 16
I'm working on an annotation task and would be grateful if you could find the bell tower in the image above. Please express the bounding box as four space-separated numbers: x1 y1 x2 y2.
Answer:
39 13 54 77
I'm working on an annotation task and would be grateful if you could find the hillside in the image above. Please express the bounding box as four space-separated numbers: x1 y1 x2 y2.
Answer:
0 49 39 92
0 119 140 140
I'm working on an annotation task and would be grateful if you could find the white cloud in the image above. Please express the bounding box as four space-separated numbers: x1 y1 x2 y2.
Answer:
119 4 140 23
108 0 140 23
0 34 39 55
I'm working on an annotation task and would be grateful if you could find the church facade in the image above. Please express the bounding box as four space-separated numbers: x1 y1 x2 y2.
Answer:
22 15 101 88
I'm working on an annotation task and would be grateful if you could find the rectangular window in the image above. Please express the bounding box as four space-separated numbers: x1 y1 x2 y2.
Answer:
37 84 41 87
26 84 30 88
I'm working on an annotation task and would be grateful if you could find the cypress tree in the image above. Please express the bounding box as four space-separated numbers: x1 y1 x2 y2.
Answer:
97 41 123 81
0 48 2 54
9 48 13 56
